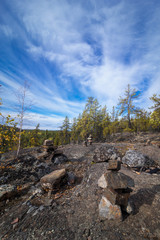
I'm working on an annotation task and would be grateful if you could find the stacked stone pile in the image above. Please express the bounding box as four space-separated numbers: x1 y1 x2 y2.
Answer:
98 160 135 221
42 140 55 153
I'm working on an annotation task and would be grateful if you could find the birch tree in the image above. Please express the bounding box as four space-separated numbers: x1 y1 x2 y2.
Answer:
15 81 32 157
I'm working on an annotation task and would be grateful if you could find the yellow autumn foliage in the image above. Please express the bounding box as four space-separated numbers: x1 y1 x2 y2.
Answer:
0 114 19 153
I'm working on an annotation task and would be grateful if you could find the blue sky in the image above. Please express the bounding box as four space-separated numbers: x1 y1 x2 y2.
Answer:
0 0 160 129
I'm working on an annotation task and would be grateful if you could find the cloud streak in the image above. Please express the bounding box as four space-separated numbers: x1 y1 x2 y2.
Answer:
0 0 160 129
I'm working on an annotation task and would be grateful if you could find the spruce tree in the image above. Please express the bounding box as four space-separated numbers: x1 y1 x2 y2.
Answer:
118 84 140 129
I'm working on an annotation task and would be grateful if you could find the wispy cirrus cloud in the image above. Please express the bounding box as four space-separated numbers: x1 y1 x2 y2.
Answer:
0 0 160 129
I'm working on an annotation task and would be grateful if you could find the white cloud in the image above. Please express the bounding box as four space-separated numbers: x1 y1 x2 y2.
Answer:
0 110 65 130
1 0 160 128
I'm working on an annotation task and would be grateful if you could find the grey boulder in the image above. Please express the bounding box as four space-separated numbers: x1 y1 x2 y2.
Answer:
122 149 155 168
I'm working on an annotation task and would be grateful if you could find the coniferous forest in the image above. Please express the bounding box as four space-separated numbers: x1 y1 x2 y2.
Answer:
0 84 160 153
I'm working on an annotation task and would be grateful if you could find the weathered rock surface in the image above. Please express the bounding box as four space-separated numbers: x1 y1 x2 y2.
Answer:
40 169 66 190
93 145 121 163
107 160 121 171
122 149 155 168
99 196 122 220
103 188 130 207
0 141 160 240
104 171 135 189
52 154 68 165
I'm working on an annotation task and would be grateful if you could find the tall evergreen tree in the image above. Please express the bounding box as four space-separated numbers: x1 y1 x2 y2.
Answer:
30 123 41 146
70 117 78 143
60 116 70 144
150 94 160 112
118 84 140 128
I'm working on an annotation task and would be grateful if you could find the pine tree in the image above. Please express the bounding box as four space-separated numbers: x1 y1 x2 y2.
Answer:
70 117 78 143
150 94 160 112
118 84 140 129
149 94 160 131
60 116 70 144
30 123 41 146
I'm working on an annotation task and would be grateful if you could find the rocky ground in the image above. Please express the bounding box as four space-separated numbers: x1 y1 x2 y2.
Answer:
0 132 160 240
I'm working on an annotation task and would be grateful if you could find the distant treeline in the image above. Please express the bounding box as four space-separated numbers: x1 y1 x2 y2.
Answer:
0 84 160 153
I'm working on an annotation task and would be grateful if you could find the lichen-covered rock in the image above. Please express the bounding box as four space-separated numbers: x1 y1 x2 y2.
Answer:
122 149 155 168
93 146 120 163
99 196 122 221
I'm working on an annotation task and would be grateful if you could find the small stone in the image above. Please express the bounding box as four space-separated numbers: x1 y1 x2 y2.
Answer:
107 160 121 171
11 218 19 224
98 174 107 188
44 198 54 206
99 196 122 221
122 199 134 214
75 192 80 197
110 153 117 160
39 205 44 211
13 223 18 230
26 200 31 206
67 172 76 185
27 206 35 214
32 209 39 216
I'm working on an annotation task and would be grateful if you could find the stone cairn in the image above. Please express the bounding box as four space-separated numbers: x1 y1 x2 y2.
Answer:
98 160 135 221
43 139 55 153
87 134 93 145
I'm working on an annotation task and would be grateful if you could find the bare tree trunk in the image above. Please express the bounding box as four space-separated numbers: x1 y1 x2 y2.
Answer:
15 81 32 158
16 119 23 158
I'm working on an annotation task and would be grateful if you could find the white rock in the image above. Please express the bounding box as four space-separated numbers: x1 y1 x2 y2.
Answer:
98 174 107 188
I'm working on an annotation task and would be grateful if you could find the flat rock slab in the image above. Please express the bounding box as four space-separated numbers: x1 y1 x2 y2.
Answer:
40 169 66 190
104 171 135 189
99 196 122 221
